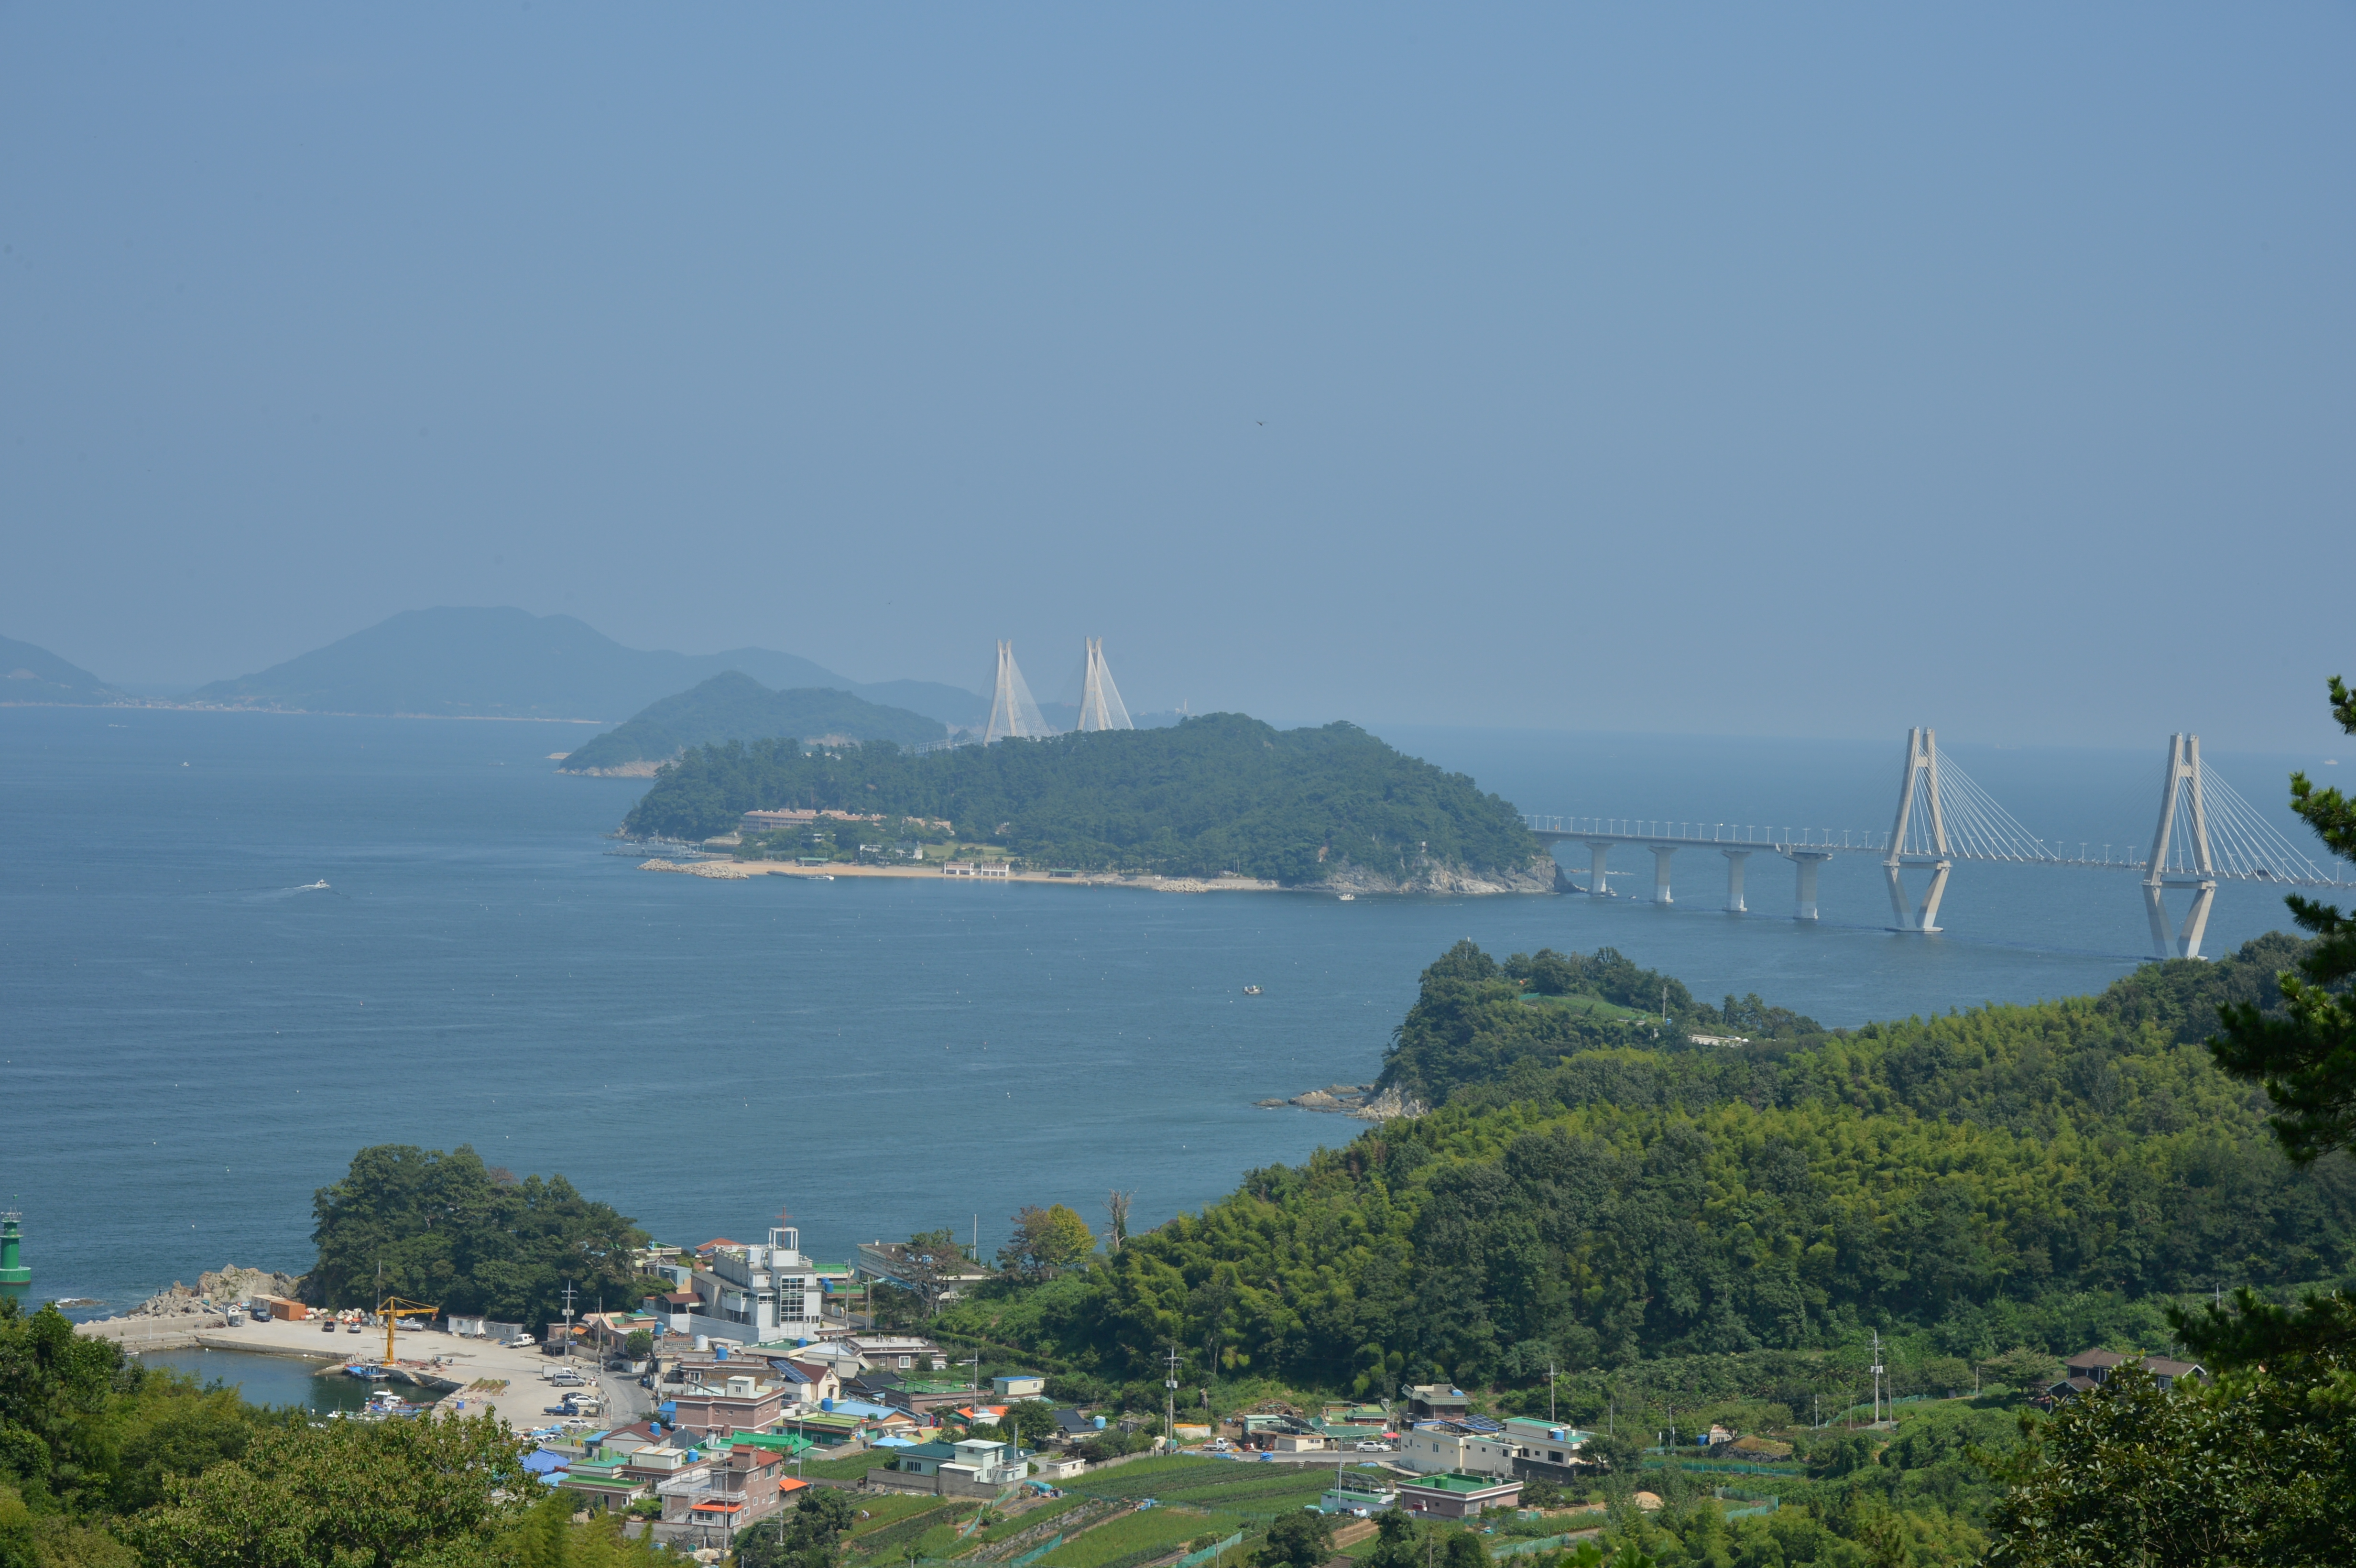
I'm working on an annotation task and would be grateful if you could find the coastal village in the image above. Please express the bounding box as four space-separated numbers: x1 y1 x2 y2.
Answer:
76 1222 1604 1559
64 1216 2192 1564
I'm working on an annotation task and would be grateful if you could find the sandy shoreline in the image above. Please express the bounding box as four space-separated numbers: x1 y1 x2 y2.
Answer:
77 1314 642 1431
638 858 1288 893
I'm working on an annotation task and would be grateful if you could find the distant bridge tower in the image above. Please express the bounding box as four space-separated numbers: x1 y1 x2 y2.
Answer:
1884 727 1953 933
2144 733 2217 960
985 641 1051 742
1076 639 1133 732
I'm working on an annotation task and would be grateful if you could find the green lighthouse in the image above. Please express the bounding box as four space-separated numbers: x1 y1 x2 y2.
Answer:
0 1208 30 1285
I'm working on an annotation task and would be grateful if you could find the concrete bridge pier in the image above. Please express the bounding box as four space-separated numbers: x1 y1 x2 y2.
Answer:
1721 849 1750 913
1786 850 1834 920
1583 841 1612 897
1650 846 1676 904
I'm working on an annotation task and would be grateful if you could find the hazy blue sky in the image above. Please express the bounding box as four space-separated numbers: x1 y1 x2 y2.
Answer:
3 5 2348 747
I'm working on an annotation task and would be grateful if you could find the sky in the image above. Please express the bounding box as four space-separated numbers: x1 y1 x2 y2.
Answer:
2 4 2349 748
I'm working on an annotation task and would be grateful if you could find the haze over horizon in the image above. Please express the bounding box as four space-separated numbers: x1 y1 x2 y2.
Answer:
3 6 2347 750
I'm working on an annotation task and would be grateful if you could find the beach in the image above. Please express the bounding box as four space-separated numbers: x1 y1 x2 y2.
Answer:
637 858 1287 893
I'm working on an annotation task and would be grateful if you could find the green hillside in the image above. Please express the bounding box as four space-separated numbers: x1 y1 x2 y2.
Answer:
940 933 2347 1390
557 671 946 772
619 714 1550 886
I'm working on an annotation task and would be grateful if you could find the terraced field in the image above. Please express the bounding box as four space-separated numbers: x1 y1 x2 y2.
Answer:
1067 1458 1392 1520
1029 1507 1217 1568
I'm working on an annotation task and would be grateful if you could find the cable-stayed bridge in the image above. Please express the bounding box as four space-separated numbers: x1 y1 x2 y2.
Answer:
1525 730 2353 959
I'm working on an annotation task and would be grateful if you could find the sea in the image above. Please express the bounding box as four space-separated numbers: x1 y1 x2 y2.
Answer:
0 704 2341 1323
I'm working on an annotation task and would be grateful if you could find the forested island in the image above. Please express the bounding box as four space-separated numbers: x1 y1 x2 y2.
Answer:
622 715 1556 890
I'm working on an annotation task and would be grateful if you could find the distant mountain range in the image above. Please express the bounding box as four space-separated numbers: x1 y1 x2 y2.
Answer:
183 607 990 726
0 635 122 705
556 672 947 774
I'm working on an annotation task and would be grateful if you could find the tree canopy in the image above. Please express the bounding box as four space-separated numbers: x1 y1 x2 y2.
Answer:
619 714 1546 885
306 1144 647 1331
948 936 2350 1393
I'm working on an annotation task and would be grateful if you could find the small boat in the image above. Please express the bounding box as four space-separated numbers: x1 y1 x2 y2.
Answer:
1337 893 1355 902
300 880 330 891
1242 985 1262 995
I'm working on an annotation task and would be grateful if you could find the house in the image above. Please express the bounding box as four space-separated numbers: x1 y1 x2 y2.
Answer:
992 1373 1047 1401
1500 1417 1594 1483
655 1449 797 1554
593 1419 671 1457
1393 1472 1522 1520
668 1378 788 1441
1051 1409 1105 1444
1403 1385 1472 1421
839 1331 955 1371
2138 1356 2206 1392
1704 1424 1735 1448
556 1455 650 1513
2065 1350 2131 1385
1397 1417 1516 1478
2043 1349 2210 1405
887 1438 1027 1486
762 1356 841 1408
882 1378 983 1416
646 1292 702 1333
791 1341 869 1379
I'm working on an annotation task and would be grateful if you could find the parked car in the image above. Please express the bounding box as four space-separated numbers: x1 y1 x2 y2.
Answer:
503 1334 536 1349
1355 1441 1387 1452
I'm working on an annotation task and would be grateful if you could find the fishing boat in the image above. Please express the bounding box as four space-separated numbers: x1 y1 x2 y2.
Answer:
1241 985 1261 995
1337 893 1355 902
301 880 330 891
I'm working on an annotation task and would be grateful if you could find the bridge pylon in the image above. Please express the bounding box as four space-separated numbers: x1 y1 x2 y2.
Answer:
1884 727 1953 933
2144 733 2217 960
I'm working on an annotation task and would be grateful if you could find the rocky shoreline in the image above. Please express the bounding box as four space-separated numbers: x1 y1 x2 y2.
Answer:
1256 1083 1429 1120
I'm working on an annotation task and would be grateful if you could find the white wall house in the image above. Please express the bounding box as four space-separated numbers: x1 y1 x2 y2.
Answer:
681 1227 828 1347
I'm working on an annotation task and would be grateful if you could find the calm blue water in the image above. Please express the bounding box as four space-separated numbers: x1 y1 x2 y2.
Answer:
134 1346 375 1414
0 706 2335 1313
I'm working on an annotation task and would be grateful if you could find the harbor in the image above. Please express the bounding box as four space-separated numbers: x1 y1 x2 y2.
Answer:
85 1309 653 1432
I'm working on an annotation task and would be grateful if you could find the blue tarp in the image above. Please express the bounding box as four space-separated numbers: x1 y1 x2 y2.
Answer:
521 1449 569 1476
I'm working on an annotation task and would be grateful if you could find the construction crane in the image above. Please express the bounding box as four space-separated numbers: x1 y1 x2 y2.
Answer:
377 1296 438 1367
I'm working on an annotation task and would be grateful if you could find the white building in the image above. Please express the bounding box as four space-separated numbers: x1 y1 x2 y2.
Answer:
680 1227 827 1347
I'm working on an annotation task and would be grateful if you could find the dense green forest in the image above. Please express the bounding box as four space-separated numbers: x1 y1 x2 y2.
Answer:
621 715 1549 885
559 670 945 772
304 1145 648 1331
937 933 2349 1392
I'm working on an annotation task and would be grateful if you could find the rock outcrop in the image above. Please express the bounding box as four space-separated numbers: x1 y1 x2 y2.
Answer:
125 1265 303 1318
1255 1083 1429 1121
1313 853 1560 897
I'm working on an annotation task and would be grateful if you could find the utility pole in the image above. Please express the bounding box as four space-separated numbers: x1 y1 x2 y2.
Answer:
562 1281 578 1359
1164 1345 1181 1452
1548 1361 1557 1424
1870 1331 1885 1425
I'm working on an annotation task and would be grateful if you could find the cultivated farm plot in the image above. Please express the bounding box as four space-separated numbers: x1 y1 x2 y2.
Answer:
844 1502 972 1562
846 1495 965 1541
1031 1508 1216 1568
1069 1458 1389 1519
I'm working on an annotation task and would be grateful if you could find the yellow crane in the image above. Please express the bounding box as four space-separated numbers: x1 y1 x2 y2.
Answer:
377 1296 438 1367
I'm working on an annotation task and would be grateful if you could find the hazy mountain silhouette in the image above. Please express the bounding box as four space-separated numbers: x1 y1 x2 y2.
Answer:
189 607 987 725
557 671 946 773
0 635 123 705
